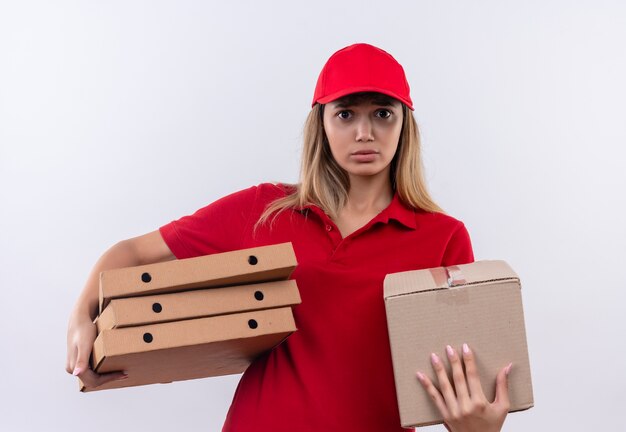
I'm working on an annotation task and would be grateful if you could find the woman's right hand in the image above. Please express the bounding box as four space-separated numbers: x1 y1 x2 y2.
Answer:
66 311 127 389
66 231 176 390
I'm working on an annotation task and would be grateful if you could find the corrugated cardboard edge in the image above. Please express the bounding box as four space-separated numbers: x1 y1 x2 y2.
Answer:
81 307 297 392
383 260 519 298
98 242 297 311
81 330 297 392
92 307 294 363
94 303 116 333
96 279 301 331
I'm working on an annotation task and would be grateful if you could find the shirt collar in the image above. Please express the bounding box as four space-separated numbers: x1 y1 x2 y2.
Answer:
378 191 417 229
295 190 417 230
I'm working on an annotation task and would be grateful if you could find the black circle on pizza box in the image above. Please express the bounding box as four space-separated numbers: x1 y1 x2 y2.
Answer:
248 255 258 265
143 333 153 343
152 303 162 313
254 291 264 301
248 319 258 329
141 272 152 283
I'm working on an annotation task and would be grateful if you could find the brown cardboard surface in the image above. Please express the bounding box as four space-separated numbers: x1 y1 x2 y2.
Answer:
99 242 297 312
81 307 296 392
384 260 533 428
96 279 301 332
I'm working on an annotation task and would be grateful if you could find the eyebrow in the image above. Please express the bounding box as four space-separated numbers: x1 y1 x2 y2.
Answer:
332 99 396 108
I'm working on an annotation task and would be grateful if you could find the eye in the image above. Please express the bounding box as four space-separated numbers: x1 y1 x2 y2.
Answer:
376 109 392 119
337 110 352 120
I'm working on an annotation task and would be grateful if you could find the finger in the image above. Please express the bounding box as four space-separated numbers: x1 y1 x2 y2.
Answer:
446 345 470 404
72 344 91 377
72 341 127 388
416 371 450 420
431 352 459 412
462 343 486 401
77 367 128 389
66 345 77 375
76 367 102 388
494 363 512 409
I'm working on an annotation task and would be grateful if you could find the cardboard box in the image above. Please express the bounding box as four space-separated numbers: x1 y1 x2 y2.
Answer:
96 279 301 332
99 242 297 312
81 307 296 392
80 243 300 392
384 260 533 428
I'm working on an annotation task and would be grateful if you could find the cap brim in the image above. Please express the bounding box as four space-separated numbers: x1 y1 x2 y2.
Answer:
314 86 414 111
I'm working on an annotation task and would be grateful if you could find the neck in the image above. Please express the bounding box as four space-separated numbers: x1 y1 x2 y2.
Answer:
344 172 393 214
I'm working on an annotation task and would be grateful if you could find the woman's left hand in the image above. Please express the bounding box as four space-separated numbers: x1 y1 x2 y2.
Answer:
416 343 512 432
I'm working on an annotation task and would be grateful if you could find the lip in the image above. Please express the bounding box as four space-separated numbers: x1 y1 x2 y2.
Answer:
350 150 379 162
351 150 379 155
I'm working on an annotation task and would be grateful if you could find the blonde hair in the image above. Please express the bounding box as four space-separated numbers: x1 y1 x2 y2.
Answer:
254 93 443 232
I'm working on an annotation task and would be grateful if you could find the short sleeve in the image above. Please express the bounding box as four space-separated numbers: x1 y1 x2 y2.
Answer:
159 185 259 259
441 222 475 266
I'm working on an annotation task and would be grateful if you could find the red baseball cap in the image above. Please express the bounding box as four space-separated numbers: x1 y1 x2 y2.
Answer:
312 43 414 110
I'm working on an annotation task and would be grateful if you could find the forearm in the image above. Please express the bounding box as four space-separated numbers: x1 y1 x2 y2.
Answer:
70 240 143 321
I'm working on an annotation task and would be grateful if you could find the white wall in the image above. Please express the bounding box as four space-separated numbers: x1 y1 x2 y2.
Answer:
1 1 624 430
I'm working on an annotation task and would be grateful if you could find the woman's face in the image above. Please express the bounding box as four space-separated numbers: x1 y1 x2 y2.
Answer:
322 93 403 183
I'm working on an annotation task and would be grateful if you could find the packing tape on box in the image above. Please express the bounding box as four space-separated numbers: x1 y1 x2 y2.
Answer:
429 265 467 288
446 265 467 287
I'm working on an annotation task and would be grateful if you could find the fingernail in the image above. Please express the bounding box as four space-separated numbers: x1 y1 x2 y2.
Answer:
416 371 425 382
431 353 440 364
463 343 470 354
446 345 454 357
72 367 82 376
505 362 513 376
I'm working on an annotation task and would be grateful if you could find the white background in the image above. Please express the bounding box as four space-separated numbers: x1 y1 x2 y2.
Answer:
1 1 625 431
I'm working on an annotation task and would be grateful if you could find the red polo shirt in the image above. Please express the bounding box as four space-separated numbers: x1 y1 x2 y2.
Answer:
159 183 474 432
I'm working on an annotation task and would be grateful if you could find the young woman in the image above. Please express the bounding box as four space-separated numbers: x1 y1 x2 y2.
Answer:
66 43 512 431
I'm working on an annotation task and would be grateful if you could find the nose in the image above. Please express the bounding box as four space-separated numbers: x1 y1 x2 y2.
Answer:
355 117 374 142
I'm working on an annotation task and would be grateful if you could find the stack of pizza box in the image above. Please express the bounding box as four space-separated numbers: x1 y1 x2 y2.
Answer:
79 242 300 392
